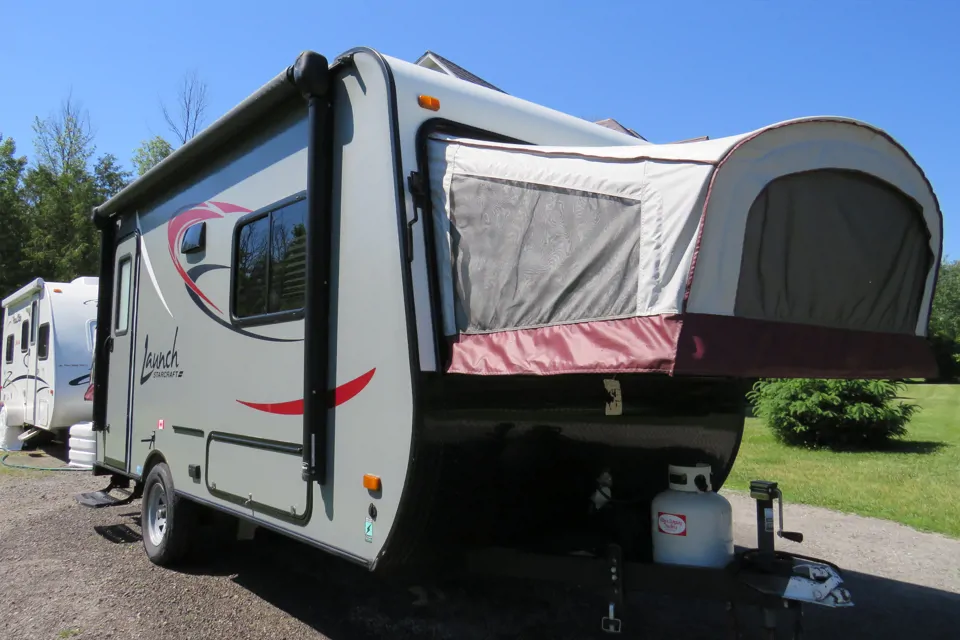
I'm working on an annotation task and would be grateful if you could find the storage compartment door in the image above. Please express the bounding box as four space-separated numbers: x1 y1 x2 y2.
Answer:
206 433 309 523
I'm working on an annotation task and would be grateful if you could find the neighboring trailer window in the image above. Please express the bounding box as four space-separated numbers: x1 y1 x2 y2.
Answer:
20 320 28 352
37 323 50 360
87 320 97 353
116 256 133 335
234 196 307 320
4 335 12 364
30 301 38 344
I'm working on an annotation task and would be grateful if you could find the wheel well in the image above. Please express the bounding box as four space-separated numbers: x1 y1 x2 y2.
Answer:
141 450 167 483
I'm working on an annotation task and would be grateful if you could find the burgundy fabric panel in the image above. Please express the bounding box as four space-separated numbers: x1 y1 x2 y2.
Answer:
445 315 682 376
675 313 938 379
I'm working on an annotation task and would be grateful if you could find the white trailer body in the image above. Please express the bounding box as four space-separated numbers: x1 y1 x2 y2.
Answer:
84 45 941 593
1 277 99 433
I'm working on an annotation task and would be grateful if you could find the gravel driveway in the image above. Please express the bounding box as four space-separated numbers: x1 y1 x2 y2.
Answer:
1 465 958 639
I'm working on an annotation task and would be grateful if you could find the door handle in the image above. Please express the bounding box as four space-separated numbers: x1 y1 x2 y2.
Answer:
104 336 114 353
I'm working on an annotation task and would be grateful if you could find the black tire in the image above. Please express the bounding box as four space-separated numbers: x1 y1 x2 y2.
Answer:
141 461 197 566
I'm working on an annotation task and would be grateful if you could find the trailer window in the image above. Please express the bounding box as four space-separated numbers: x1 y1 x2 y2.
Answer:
20 320 29 352
234 196 307 320
37 323 50 360
4 335 12 364
116 256 132 335
30 301 38 343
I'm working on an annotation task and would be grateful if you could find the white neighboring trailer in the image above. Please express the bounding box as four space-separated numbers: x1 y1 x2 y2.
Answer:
1 277 98 438
80 47 941 635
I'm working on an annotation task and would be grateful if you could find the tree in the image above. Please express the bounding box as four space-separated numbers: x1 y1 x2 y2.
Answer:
0 134 29 294
31 93 95 178
748 378 919 450
132 135 174 176
930 258 960 339
927 258 960 380
18 93 132 282
161 69 209 145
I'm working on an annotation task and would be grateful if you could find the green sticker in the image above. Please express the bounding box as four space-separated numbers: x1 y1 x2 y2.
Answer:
364 517 374 542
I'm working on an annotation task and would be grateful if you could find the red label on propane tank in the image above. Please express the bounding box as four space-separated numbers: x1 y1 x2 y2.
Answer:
657 512 687 536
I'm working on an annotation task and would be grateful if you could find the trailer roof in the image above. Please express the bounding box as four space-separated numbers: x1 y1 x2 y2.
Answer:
2 278 45 308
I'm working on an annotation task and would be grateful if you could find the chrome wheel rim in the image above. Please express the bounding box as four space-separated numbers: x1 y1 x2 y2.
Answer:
146 482 168 547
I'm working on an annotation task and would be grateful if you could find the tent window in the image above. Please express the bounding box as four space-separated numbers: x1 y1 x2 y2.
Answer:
233 195 307 321
735 169 931 334
37 323 50 360
20 320 29 352
439 174 643 334
4 335 12 364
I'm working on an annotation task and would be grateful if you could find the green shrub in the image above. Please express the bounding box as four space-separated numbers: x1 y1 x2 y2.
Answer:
747 378 919 450
928 334 960 382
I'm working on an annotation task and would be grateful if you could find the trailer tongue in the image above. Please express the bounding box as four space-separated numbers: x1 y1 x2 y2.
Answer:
468 478 852 636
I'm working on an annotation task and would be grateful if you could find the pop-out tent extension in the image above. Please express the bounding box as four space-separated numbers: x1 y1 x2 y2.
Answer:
426 116 942 379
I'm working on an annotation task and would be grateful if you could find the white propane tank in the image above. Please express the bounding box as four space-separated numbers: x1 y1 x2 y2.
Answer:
651 463 734 568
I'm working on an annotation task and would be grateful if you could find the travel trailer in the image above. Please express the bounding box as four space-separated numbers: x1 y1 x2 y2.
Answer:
1 277 99 442
79 47 941 635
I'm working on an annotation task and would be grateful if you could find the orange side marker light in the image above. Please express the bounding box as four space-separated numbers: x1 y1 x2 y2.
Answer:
363 474 382 491
418 95 440 111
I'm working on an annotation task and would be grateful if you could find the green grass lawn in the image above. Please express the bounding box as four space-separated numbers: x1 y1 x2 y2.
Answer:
726 383 960 538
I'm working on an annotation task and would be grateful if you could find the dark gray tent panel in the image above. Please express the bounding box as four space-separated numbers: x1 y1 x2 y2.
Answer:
735 169 933 335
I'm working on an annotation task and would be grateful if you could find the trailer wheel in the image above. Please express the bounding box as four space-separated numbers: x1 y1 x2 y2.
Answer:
141 461 197 566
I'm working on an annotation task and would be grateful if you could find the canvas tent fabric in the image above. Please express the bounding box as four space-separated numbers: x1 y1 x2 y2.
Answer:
426 117 942 379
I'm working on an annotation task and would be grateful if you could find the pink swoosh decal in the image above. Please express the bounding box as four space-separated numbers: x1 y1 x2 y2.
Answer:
210 201 252 214
167 202 251 314
237 368 376 415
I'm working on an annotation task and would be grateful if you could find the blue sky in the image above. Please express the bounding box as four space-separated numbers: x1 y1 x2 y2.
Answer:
3 1 958 256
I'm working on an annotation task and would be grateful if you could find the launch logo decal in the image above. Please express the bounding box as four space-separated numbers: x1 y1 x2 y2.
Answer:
140 327 183 384
237 368 376 414
657 512 687 536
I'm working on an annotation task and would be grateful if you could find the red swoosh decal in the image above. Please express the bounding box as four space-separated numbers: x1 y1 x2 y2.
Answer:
237 368 376 415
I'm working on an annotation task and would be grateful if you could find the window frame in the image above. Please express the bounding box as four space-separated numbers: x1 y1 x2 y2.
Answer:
114 254 133 337
20 319 29 353
30 300 38 344
230 191 308 328
4 334 13 364
37 323 50 361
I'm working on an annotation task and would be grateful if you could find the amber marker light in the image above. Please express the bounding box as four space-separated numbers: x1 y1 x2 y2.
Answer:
363 474 382 491
418 95 440 111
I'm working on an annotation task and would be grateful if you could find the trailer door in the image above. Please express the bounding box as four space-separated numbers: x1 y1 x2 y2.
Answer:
22 308 36 425
28 297 46 426
103 233 140 471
